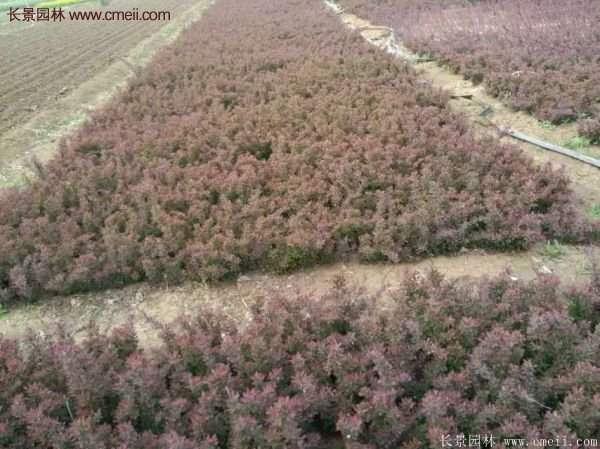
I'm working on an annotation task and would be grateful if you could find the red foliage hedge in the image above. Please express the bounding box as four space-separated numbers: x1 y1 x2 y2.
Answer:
339 0 600 132
0 0 585 303
2 271 600 448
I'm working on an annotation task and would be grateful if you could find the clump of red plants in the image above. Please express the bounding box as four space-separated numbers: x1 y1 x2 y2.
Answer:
2 269 600 448
340 0 600 135
0 0 589 304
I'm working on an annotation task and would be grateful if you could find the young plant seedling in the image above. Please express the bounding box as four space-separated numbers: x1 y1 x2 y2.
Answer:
589 204 600 220
540 120 556 130
562 136 591 151
542 240 564 260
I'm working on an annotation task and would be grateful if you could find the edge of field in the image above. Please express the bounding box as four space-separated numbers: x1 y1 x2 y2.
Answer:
0 0 215 189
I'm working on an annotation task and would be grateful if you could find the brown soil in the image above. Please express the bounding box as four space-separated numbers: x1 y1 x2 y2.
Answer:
0 0 214 188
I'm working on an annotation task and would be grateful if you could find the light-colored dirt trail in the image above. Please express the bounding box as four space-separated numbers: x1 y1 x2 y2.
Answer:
0 0 215 188
0 244 597 347
324 0 600 212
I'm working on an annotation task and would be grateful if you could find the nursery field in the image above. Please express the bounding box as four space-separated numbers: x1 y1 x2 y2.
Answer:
0 0 593 304
0 0 600 447
339 0 600 143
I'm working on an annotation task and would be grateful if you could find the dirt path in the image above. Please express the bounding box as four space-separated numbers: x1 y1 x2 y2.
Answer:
0 243 596 347
324 1 600 213
0 0 215 188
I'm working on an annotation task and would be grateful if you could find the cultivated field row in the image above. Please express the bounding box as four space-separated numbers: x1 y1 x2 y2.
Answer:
1 258 599 448
0 0 197 136
325 0 600 210
0 0 215 190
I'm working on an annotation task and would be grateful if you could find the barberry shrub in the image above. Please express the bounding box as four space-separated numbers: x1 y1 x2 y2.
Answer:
340 0 600 127
579 119 600 145
0 0 586 304
1 271 600 448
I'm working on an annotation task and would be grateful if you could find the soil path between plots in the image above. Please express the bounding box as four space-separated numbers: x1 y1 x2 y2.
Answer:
323 0 600 212
0 0 215 189
0 244 597 347
1 1 599 347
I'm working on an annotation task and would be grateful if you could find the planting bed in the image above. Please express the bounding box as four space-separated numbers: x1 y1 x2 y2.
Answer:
0 0 194 138
338 0 600 142
1 271 600 448
0 0 588 304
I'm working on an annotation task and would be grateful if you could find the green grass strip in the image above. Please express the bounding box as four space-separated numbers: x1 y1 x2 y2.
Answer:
35 0 87 8
0 1 34 12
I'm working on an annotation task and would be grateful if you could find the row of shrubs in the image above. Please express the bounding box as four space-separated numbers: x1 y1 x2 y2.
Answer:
339 0 600 141
2 270 600 448
0 0 588 303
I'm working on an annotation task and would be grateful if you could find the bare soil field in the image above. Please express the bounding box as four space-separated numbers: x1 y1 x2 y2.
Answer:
0 0 185 136
0 0 213 187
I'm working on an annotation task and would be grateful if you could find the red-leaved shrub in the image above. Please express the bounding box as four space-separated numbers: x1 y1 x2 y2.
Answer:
0 0 585 303
340 0 600 127
1 271 600 447
579 119 600 145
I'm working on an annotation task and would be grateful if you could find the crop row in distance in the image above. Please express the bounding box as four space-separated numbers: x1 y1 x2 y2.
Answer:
339 0 600 143
0 0 595 304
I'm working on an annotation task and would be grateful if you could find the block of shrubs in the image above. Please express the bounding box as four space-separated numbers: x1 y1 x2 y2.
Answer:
1 270 600 448
0 0 588 304
340 0 600 135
